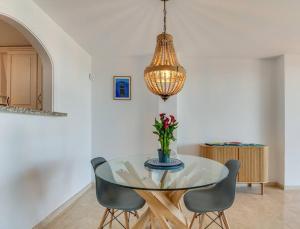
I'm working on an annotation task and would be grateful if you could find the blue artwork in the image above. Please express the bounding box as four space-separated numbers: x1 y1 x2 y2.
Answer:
113 76 131 100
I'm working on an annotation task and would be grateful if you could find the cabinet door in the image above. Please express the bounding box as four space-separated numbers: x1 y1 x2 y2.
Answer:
6 51 37 109
204 146 239 164
37 56 43 110
238 147 268 183
0 54 2 95
0 53 8 96
0 53 9 105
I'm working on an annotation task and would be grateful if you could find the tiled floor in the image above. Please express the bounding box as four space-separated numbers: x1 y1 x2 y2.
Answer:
41 185 300 229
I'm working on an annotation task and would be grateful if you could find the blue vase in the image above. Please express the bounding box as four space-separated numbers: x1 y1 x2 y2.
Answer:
158 149 170 163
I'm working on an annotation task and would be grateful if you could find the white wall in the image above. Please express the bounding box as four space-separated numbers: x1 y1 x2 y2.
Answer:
177 57 282 182
91 56 286 183
91 56 158 160
0 1 91 229
90 49 300 189
284 54 300 187
91 54 289 183
273 56 285 186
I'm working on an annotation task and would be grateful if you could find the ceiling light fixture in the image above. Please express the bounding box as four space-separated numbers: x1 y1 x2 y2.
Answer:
144 0 186 101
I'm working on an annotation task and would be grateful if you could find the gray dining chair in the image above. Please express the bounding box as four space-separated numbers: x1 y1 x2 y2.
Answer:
184 160 240 229
91 157 145 229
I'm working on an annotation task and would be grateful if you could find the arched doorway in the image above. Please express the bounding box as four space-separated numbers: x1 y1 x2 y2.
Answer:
0 14 53 111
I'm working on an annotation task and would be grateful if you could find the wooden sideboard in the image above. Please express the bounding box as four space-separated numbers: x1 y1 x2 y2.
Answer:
200 144 269 195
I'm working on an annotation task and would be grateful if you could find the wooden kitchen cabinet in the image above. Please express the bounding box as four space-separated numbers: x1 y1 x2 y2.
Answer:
0 47 42 110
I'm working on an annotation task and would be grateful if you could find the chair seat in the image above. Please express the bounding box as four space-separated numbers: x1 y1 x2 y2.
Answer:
184 188 233 213
99 185 145 211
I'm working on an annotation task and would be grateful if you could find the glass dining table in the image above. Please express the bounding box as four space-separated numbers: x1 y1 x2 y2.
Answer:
95 154 229 229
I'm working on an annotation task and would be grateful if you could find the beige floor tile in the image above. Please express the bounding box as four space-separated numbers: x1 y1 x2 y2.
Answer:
40 185 300 229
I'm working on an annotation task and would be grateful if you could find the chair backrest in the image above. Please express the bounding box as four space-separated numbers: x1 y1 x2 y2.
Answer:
91 157 108 203
216 160 240 205
91 157 117 204
91 157 106 171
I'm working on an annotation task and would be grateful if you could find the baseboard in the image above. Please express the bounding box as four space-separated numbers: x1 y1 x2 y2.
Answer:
238 182 284 189
276 183 285 190
282 185 300 190
265 182 281 188
33 183 92 229
265 182 300 190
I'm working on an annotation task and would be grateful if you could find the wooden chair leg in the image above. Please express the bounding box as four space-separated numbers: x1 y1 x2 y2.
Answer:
124 211 130 229
189 213 197 229
218 212 223 228
109 209 114 228
261 183 264 195
221 211 230 229
99 208 109 229
199 214 204 229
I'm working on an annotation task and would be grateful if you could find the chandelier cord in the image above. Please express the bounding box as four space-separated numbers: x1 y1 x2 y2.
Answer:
163 0 167 35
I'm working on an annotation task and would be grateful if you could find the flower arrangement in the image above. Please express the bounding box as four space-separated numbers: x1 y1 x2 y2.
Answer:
153 113 178 162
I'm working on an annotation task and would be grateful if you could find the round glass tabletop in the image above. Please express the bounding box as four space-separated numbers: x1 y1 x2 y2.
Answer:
95 154 229 191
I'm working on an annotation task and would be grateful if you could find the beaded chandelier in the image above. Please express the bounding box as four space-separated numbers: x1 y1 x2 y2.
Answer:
144 0 186 101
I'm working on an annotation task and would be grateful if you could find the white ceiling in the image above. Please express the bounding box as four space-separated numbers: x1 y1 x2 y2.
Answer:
33 0 300 58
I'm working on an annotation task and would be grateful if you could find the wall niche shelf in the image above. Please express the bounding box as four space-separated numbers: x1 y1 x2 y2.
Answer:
0 106 67 117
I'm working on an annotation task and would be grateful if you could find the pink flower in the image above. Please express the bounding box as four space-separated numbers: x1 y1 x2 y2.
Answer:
160 113 166 120
170 115 176 123
164 118 170 129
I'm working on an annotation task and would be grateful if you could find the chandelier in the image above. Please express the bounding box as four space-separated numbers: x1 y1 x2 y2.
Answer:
144 0 186 101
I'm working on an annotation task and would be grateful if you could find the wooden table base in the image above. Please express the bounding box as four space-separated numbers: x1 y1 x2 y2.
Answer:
133 190 189 229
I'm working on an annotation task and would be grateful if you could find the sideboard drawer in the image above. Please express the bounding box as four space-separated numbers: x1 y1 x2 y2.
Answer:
238 147 268 183
201 146 238 164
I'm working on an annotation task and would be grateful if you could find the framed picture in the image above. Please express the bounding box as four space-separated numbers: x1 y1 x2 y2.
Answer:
113 76 131 100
